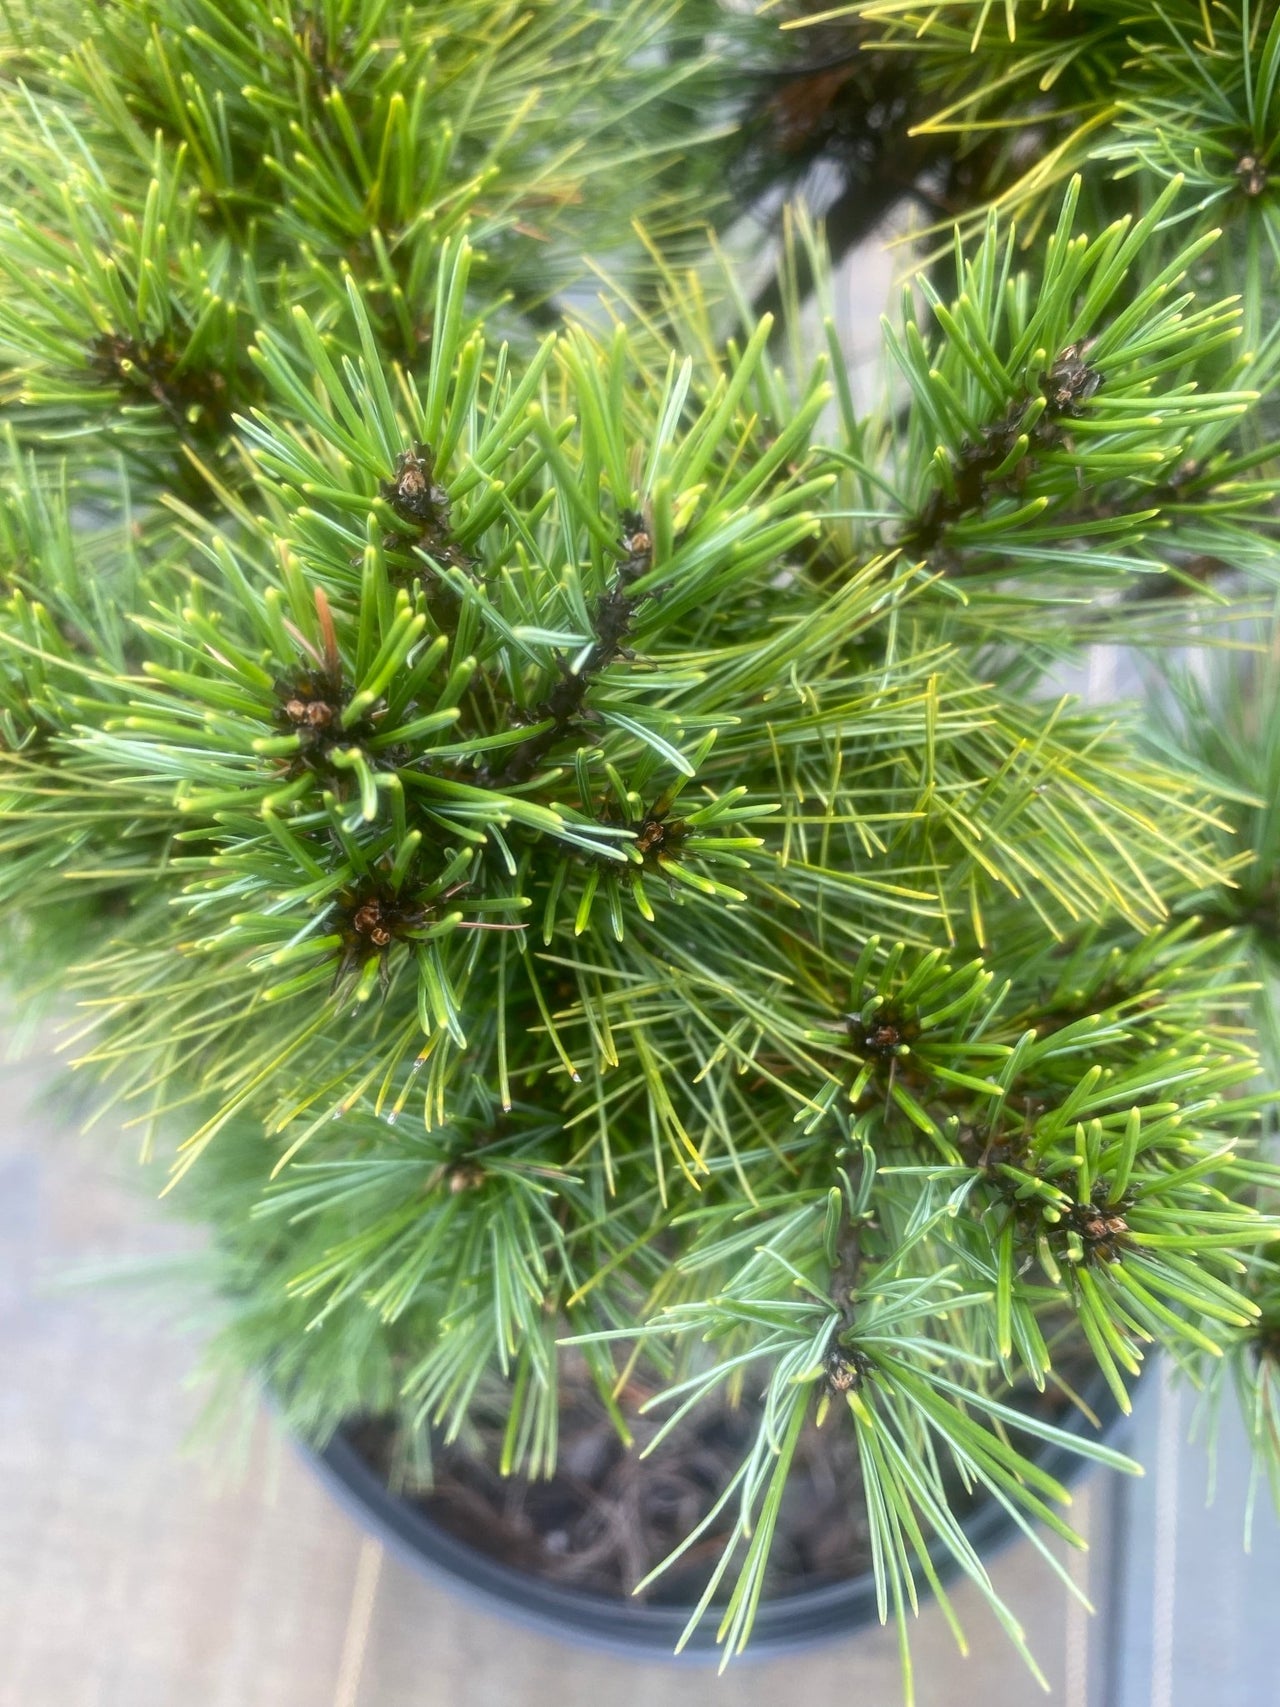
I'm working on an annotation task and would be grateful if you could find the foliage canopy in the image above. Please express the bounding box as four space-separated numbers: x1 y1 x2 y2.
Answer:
3 0 1280 1691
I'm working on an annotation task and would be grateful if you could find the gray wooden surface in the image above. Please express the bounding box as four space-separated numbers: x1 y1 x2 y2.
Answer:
1108 1365 1280 1707
0 1034 1133 1707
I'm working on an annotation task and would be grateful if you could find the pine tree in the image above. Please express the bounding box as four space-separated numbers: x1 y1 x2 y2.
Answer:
3 0 1280 1693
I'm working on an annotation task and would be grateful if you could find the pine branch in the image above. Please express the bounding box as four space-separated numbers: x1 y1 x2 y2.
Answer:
480 514 655 789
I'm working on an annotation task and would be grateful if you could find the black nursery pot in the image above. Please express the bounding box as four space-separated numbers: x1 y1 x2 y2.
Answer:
303 1373 1129 1662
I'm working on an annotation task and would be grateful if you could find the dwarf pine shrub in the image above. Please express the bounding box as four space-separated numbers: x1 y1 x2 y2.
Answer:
3 0 1280 1689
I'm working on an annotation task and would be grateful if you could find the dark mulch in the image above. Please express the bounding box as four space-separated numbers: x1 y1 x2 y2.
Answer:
346 1350 1101 1607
